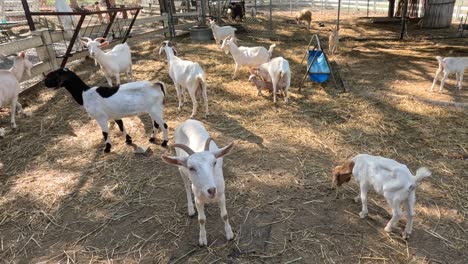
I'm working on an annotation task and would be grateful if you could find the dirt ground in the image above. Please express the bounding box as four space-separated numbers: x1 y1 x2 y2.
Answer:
0 11 467 263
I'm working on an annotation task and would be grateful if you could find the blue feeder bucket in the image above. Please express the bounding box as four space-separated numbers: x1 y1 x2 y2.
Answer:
308 50 330 83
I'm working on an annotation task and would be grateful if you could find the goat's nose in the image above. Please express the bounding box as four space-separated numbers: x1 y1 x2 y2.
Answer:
207 187 216 198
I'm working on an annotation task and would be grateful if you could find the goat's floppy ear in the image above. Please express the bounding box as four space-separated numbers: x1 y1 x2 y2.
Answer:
100 41 110 47
161 155 188 167
332 160 354 187
212 142 235 159
172 47 178 56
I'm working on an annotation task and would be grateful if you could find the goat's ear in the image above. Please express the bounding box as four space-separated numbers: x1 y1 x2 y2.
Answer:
332 160 354 187
100 41 110 47
81 40 88 47
19 51 26 58
172 47 178 56
213 142 235 159
161 155 187 167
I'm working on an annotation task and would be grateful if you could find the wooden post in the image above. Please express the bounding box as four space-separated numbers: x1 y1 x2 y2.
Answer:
337 0 341 30
388 0 395 17
400 0 408 39
33 29 59 70
21 0 36 31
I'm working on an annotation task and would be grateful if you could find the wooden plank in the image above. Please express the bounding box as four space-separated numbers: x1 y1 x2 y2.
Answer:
0 36 43 55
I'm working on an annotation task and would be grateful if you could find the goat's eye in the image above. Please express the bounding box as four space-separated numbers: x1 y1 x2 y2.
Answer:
189 167 196 172
213 161 217 166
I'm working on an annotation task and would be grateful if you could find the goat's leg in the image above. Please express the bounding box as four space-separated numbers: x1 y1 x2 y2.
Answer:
15 102 30 117
115 73 121 85
458 72 463 90
218 194 234 241
97 119 111 153
175 83 183 110
195 199 207 246
10 97 17 129
272 78 278 104
202 81 209 118
149 112 168 147
232 63 239 79
456 72 460 87
439 71 449 93
431 68 442 92
359 185 369 218
105 74 113 86
284 76 290 103
402 192 416 239
127 65 134 82
188 88 198 119
180 169 195 216
384 199 402 233
149 120 159 143
114 119 132 144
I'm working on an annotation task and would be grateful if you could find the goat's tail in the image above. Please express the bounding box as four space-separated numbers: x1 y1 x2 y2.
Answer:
268 44 276 58
196 75 207 98
414 167 431 184
153 80 166 104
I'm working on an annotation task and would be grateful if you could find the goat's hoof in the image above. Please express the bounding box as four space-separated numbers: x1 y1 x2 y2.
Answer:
402 231 411 240
384 226 392 233
354 197 360 203
226 229 234 241
188 207 196 217
23 111 32 117
161 140 168 148
104 143 111 153
125 136 132 145
199 237 208 247
190 115 196 119
359 211 367 219
149 137 156 143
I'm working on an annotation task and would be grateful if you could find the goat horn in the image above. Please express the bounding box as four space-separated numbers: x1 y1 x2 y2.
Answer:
173 144 195 155
204 138 213 151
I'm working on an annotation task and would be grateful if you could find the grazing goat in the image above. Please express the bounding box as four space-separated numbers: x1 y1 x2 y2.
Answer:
0 52 33 129
221 36 276 79
248 74 287 97
295 9 312 28
161 119 235 246
81 37 133 86
208 19 237 47
44 68 168 153
431 56 468 92
55 0 82 50
328 26 339 55
159 40 209 119
332 154 431 239
251 57 291 103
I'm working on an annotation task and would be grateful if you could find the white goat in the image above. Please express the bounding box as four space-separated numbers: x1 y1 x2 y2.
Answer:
55 0 82 50
221 36 276 79
44 68 169 153
431 56 468 93
251 57 291 103
328 26 339 55
332 154 431 239
0 52 33 129
208 19 237 46
159 40 209 119
161 119 235 246
81 37 133 86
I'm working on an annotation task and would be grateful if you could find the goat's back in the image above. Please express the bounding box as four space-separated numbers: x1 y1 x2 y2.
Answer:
83 81 164 119
352 154 413 194
174 119 216 156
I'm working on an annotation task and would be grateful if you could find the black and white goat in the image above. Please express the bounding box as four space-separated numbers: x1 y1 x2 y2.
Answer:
44 68 168 153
